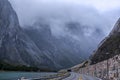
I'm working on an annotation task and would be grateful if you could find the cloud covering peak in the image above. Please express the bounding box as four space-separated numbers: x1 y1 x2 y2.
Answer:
8 0 120 55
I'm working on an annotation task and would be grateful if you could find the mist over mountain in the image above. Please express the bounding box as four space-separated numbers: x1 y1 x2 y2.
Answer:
0 0 120 71
91 18 120 64
9 0 120 55
0 0 96 70
0 0 59 71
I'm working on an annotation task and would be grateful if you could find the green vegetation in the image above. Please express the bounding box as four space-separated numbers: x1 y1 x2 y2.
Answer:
0 61 54 72
0 61 39 71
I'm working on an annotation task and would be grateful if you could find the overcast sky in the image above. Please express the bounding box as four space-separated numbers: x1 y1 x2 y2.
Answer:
9 0 120 35
9 0 120 12
8 0 120 55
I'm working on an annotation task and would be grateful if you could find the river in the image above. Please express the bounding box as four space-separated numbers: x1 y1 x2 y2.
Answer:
0 72 56 80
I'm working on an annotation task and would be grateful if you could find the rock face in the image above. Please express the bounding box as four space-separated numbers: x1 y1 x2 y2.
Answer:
24 22 85 69
0 0 56 70
0 0 106 70
0 0 87 70
110 18 120 35
91 18 120 64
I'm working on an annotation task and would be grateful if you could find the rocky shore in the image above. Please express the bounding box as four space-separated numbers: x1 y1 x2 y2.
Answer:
19 72 70 80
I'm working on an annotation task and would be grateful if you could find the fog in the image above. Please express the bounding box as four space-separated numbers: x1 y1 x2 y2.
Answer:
9 0 120 32
9 0 120 54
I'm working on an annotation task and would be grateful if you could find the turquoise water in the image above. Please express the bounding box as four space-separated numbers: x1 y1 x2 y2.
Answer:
0 72 55 80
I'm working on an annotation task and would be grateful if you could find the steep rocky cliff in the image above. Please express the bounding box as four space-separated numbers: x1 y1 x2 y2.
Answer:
24 21 86 69
91 18 120 64
0 0 88 71
110 18 120 35
0 0 56 70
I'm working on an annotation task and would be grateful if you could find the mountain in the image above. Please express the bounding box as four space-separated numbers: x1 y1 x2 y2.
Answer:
91 18 120 64
0 0 57 71
24 21 86 69
0 0 88 71
0 0 107 71
110 18 120 35
23 18 105 69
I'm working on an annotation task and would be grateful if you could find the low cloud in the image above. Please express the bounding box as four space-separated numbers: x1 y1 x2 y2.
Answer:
9 0 120 54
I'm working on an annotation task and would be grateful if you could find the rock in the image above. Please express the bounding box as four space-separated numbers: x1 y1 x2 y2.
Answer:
91 18 120 64
0 0 56 70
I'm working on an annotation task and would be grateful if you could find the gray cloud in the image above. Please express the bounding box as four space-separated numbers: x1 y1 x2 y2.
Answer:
9 0 120 32
9 0 120 54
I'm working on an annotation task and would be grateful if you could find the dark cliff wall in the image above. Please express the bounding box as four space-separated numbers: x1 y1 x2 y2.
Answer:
91 18 120 64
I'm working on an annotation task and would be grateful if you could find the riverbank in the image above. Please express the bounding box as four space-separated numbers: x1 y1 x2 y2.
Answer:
19 72 70 80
